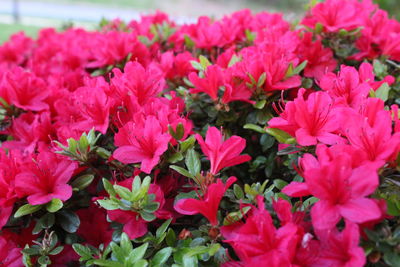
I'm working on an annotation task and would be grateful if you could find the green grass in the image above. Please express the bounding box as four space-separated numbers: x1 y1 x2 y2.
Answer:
0 23 41 43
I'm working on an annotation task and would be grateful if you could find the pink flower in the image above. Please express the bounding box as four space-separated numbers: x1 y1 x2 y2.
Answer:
113 116 171 174
0 235 23 267
196 127 251 175
15 150 78 205
302 0 374 32
283 148 382 230
312 222 366 267
221 196 301 266
0 67 49 111
189 65 225 101
174 177 236 225
111 62 165 106
269 89 343 146
319 65 371 108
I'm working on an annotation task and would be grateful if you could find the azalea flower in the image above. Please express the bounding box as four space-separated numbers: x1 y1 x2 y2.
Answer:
113 116 171 174
15 150 78 205
269 89 343 146
174 176 236 225
196 127 251 175
283 148 382 230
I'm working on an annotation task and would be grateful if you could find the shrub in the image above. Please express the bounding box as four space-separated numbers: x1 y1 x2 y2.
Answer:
0 1 399 266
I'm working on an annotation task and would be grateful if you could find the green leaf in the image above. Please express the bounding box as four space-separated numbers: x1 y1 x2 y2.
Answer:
199 55 211 69
223 206 251 226
293 60 308 75
97 199 119 210
22 247 40 256
78 134 89 153
38 255 51 265
265 128 295 144
168 152 184 164
253 99 266 109
165 228 176 247
257 73 267 88
179 136 196 153
114 185 132 201
273 179 288 190
71 174 95 190
302 197 319 208
141 211 156 222
49 246 64 255
120 232 133 255
34 213 55 234
72 243 93 258
190 61 203 71
243 123 266 134
46 198 63 213
374 82 391 102
151 247 172 267
14 204 42 218
57 210 80 233
93 259 123 267
103 178 116 197
184 35 195 49
228 54 241 67
129 243 149 263
143 202 160 213
233 184 244 199
133 259 148 267
156 219 172 239
314 22 323 34
170 165 194 179
185 149 201 176
373 59 386 77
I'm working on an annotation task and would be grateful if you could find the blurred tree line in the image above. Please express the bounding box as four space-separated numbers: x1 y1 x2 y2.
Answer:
374 0 400 20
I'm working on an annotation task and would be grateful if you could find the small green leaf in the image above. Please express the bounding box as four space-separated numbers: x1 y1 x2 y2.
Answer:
114 185 132 201
184 35 195 49
253 99 266 109
49 246 64 255
14 204 42 218
140 211 156 222
179 136 196 153
257 73 267 88
243 123 266 134
103 178 116 197
72 243 93 258
168 152 184 164
228 54 241 67
97 199 119 210
374 82 391 102
265 128 295 144
120 232 133 254
199 55 211 69
170 165 195 179
233 184 244 199
151 247 172 267
156 219 172 239
46 198 63 213
57 210 80 233
71 174 95 190
273 179 288 190
293 60 307 75
129 243 149 263
185 149 201 176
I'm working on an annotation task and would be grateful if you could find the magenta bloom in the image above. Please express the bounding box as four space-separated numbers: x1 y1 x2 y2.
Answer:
174 177 236 226
189 65 225 101
0 67 49 111
269 89 343 146
113 116 171 174
283 149 382 230
196 127 251 175
313 222 366 267
15 150 78 205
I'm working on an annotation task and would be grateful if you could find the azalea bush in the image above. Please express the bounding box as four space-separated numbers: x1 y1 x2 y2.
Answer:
1 0 400 266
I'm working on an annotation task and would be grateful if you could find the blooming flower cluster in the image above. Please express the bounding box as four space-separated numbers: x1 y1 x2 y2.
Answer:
0 0 399 266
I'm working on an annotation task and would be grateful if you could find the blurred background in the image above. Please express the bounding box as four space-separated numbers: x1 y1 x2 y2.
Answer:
0 0 398 43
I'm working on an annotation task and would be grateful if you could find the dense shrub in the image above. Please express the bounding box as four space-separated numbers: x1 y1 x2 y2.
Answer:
0 0 399 266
